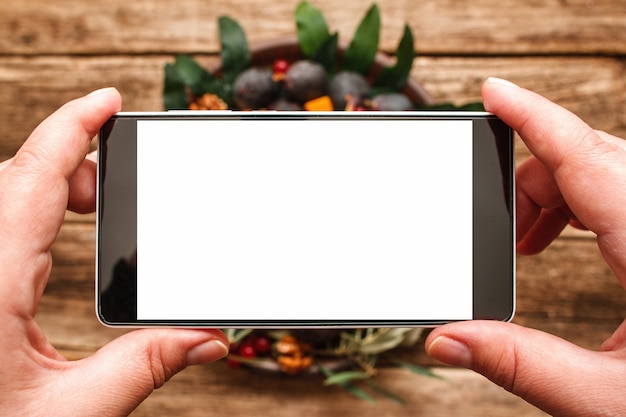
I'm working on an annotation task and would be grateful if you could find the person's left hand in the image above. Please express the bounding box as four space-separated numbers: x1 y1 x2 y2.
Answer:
425 78 626 417
0 88 229 416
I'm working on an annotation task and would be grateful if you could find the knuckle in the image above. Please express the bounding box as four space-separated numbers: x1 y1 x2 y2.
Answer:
144 338 186 390
145 343 168 389
474 341 522 395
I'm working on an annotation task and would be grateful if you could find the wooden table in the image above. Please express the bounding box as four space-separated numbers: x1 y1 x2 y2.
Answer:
1 1 626 415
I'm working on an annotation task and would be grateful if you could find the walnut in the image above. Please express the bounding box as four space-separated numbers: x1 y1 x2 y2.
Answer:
188 93 228 110
277 354 314 375
275 335 313 375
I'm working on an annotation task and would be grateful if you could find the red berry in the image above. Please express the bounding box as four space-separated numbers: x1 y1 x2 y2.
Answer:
239 343 257 359
254 336 272 354
226 357 241 369
273 59 290 75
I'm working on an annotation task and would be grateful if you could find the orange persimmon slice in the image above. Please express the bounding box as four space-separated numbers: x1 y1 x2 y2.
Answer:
304 95 334 111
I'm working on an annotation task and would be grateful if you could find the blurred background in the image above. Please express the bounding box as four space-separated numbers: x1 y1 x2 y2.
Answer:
1 1 625 415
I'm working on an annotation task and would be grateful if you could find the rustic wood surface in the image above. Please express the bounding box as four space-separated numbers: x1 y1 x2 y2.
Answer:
2 1 626 416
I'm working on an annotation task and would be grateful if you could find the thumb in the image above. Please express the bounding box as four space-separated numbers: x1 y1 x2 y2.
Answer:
55 329 228 416
425 321 623 417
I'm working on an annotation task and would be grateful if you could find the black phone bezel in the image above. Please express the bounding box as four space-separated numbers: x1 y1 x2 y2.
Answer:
96 112 515 327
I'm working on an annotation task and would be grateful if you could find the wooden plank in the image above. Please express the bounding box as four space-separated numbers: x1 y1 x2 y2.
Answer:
1 55 625 161
0 0 624 56
0 55 175 160
515 237 626 351
130 366 548 417
413 56 626 138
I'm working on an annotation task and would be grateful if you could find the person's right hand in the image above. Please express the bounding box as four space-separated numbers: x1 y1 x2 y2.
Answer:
426 77 626 417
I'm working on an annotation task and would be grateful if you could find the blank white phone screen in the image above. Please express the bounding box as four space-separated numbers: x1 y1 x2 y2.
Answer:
136 119 473 321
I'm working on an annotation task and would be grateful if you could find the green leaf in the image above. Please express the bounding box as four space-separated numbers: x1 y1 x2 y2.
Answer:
218 16 250 85
374 24 415 91
364 379 406 404
317 363 376 403
459 101 485 111
173 54 230 104
226 354 265 366
173 54 216 94
224 328 254 344
359 328 411 354
295 1 331 58
311 32 339 73
388 356 443 379
338 382 376 403
342 3 380 74
324 371 371 386
163 62 189 110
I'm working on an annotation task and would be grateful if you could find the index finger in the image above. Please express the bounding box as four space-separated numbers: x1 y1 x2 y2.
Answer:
0 88 121 247
0 88 121 318
482 77 626 279
13 88 122 184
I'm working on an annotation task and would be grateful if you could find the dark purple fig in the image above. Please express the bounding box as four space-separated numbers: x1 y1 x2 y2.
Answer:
233 67 279 109
328 71 371 110
284 60 328 104
269 98 303 111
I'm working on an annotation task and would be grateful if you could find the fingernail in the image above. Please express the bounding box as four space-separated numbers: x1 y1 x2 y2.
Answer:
486 77 519 88
87 87 117 97
426 336 473 369
187 340 229 365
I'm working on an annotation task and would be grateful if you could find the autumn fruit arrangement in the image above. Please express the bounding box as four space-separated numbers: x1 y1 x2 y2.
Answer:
163 2 482 113
224 328 437 403
162 1 461 401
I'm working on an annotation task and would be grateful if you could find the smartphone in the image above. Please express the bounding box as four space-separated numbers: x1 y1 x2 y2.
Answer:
96 111 514 327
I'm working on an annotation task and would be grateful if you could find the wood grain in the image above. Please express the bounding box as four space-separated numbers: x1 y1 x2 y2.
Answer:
3 1 626 415
1 55 625 161
131 366 548 417
0 0 624 56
